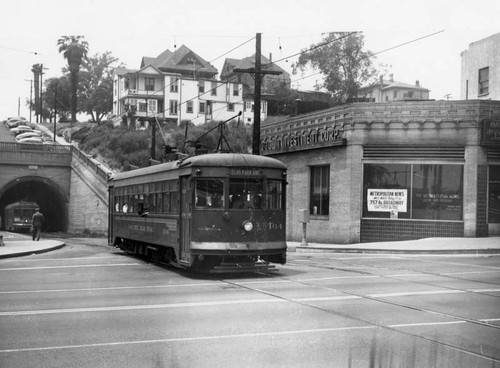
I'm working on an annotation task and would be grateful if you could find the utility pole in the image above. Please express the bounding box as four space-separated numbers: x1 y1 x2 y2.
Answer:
234 33 281 155
54 81 58 142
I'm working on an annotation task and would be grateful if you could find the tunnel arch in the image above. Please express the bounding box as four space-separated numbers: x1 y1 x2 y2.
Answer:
0 176 68 232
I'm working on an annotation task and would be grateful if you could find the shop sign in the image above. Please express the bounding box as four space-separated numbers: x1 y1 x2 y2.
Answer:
261 125 345 154
367 189 407 213
482 120 500 145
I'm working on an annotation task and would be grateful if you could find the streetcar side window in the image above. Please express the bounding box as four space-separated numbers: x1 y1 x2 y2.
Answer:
229 179 263 209
195 179 224 209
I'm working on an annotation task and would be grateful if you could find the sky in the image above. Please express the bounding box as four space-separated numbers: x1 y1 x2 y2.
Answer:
1 0 499 120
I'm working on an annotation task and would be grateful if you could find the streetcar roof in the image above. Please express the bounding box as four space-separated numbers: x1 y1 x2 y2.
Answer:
5 201 39 209
179 153 286 169
110 153 286 183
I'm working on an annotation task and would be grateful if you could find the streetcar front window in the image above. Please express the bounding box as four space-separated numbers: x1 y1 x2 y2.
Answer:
229 179 263 209
266 180 284 209
195 179 224 209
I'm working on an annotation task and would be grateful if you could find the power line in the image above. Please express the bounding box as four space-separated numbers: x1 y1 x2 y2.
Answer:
0 44 41 55
288 30 445 87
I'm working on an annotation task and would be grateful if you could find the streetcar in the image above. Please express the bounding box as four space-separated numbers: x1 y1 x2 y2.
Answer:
108 152 287 272
4 201 39 232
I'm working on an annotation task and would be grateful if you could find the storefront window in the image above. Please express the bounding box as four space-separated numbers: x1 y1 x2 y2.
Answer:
363 164 411 218
363 163 463 220
412 165 463 220
310 165 329 216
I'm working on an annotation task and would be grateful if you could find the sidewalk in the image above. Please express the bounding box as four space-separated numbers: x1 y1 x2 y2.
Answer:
1 231 499 259
289 236 500 254
0 232 66 259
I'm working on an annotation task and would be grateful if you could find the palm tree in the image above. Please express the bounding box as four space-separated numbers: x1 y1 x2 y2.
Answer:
57 35 89 125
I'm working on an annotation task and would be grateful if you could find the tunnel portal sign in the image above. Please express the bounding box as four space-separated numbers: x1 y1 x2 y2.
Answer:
367 189 407 212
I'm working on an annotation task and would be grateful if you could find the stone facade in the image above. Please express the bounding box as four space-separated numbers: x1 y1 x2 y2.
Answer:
262 100 500 244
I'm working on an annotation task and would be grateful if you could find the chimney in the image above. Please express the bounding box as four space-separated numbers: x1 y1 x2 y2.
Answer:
389 74 394 82
380 75 383 85
415 80 420 87
269 53 272 62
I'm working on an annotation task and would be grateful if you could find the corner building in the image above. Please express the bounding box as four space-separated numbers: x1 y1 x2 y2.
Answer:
261 100 500 244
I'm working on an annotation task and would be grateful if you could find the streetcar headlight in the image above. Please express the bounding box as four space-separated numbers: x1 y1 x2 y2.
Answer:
242 220 253 232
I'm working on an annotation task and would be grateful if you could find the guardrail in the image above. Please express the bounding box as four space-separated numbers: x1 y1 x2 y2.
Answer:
71 146 113 183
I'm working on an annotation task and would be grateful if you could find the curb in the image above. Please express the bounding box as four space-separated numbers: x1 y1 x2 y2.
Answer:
0 242 66 259
289 246 500 255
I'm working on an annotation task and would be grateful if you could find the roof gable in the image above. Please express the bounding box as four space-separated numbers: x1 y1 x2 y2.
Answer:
138 64 163 75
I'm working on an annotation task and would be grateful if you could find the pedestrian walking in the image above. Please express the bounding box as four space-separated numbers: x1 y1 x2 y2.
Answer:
31 208 44 241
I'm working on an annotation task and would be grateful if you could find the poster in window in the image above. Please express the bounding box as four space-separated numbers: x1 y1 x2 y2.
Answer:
367 189 407 212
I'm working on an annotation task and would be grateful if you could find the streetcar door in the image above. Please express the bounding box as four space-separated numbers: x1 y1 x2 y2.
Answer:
179 175 192 265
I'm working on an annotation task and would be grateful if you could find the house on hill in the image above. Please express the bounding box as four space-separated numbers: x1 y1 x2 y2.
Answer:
113 45 253 128
220 54 290 124
357 74 430 102
140 45 218 79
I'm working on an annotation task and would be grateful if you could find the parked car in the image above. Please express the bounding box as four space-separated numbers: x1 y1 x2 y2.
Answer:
15 131 42 140
5 119 28 129
9 126 32 135
16 137 44 144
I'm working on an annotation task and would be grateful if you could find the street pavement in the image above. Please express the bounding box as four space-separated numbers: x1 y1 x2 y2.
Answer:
1 230 499 259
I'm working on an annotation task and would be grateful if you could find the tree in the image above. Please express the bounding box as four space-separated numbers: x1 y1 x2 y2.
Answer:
57 35 89 124
42 77 71 122
79 51 123 123
292 32 377 103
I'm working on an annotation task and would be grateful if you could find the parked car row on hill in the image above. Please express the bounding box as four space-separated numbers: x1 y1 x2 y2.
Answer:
1 116 53 144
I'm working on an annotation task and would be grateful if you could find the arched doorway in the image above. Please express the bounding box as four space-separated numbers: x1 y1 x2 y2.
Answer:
0 176 67 232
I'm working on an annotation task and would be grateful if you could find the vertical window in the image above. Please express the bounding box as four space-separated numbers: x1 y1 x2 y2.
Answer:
199 102 206 114
186 100 193 113
233 83 239 96
227 103 234 111
488 166 500 224
412 164 463 220
363 163 411 219
198 81 205 94
479 67 489 95
147 100 157 113
211 81 217 96
170 76 179 93
169 100 178 115
139 102 147 112
145 77 155 91
310 165 330 216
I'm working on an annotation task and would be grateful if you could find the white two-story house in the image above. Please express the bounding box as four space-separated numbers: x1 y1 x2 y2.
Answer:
113 45 258 129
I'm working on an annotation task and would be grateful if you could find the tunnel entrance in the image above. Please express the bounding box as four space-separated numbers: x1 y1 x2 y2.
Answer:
0 177 67 232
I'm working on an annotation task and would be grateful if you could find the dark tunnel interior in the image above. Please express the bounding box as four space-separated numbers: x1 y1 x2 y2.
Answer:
0 179 67 232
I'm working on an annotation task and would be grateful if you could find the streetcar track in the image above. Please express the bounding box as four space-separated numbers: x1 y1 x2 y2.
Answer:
211 264 500 364
219 273 500 364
